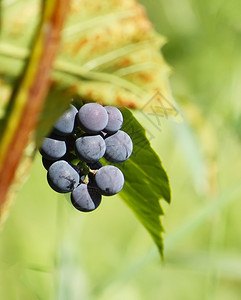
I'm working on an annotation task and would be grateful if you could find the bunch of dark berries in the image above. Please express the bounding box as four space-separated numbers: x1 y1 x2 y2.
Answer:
39 103 133 212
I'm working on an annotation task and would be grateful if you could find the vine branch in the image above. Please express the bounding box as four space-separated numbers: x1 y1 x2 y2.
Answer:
0 0 69 223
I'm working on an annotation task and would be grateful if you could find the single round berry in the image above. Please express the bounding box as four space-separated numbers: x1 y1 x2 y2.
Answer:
53 104 78 136
104 130 133 163
71 183 102 212
40 137 67 160
47 160 80 193
104 106 123 133
95 165 124 196
75 135 106 163
77 103 108 133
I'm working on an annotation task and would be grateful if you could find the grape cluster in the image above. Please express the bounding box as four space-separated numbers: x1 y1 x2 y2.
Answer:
39 103 133 212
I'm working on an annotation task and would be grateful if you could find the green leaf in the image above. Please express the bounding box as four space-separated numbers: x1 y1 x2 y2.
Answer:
36 105 171 258
104 108 171 257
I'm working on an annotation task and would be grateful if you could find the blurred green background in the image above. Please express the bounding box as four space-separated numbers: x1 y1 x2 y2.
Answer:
1 0 241 299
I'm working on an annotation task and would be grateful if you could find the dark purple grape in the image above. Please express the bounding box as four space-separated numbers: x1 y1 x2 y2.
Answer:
71 183 102 212
47 160 80 193
75 134 106 163
40 137 67 160
104 106 123 133
104 130 133 163
39 102 132 206
77 103 108 133
95 165 124 196
53 104 78 136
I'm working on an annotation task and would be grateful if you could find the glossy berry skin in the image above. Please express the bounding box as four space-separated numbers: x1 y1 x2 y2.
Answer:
71 183 102 212
47 160 80 193
75 135 106 163
77 103 108 133
104 106 123 133
40 137 67 160
53 104 78 136
104 130 133 163
95 165 124 196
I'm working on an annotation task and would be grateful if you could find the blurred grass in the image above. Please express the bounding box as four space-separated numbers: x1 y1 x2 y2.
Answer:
1 0 241 299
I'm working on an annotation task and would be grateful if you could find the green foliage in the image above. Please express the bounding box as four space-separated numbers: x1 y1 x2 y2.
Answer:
36 103 171 256
103 108 170 256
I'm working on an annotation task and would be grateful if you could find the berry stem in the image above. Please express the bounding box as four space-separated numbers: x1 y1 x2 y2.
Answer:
89 169 98 175
82 175 89 184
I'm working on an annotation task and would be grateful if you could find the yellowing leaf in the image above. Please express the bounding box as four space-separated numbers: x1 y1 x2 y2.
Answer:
1 0 176 115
